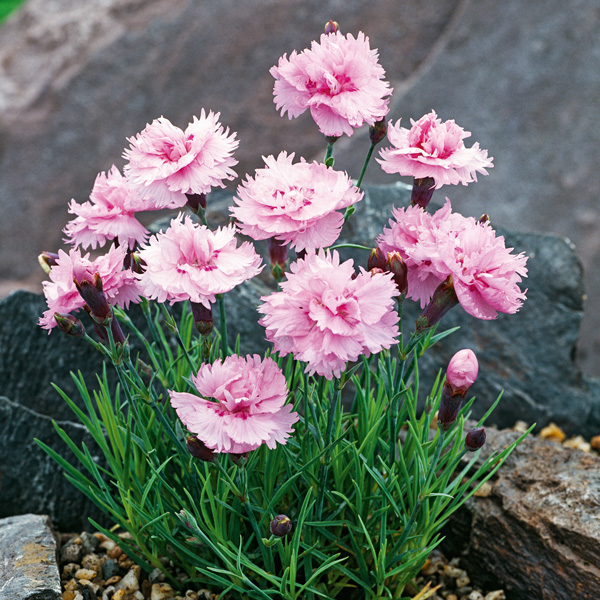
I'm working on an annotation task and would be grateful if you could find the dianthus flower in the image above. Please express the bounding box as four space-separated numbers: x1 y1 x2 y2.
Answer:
136 215 263 306
170 355 299 454
231 151 363 251
39 244 140 331
123 111 238 210
64 166 149 250
270 31 391 138
378 111 493 188
378 200 528 319
258 250 399 379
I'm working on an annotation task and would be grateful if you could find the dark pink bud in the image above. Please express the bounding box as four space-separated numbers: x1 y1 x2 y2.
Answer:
368 248 387 271
438 382 463 430
446 349 478 394
386 251 408 295
478 214 490 225
465 427 487 451
191 302 214 336
38 251 60 275
270 515 292 538
416 276 459 332
75 273 111 324
54 313 85 338
186 436 215 462
369 118 388 146
410 177 436 209
268 237 288 282
124 251 146 274
186 193 207 214
324 20 340 34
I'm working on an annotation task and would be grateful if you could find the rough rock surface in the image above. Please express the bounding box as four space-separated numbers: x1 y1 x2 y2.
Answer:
1 0 599 375
0 513 61 600
441 427 600 600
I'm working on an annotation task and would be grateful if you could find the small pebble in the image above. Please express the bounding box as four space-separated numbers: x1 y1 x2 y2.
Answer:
539 422 565 443
442 564 464 578
81 552 102 571
152 582 175 600
590 435 600 450
75 568 97 581
133 592 145 600
149 567 167 583
64 579 80 593
102 558 120 580
100 539 117 552
102 586 116 600
61 563 80 579
563 435 591 452
184 592 198 600
105 575 122 586
80 531 101 555
512 420 529 433
115 565 141 592
446 595 458 600
112 590 127 600
484 592 506 600
62 592 76 600
456 574 471 587
61 538 84 564
468 592 484 600
108 545 124 559
473 481 493 497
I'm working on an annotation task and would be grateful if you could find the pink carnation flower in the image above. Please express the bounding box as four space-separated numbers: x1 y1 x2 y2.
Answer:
136 215 263 306
378 200 528 319
378 111 493 187
258 250 400 379
270 31 391 138
170 355 299 454
123 111 238 210
39 244 140 331
446 349 479 393
64 166 149 250
231 151 363 251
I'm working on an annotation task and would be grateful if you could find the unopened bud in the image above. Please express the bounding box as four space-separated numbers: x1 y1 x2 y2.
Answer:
268 237 288 283
368 248 387 271
38 251 60 275
324 20 340 34
386 251 408 295
75 273 111 324
186 436 215 462
478 214 490 225
410 177 436 210
465 427 486 451
446 349 478 394
54 313 85 337
369 118 388 146
191 302 214 336
186 193 207 214
438 383 463 430
270 514 293 538
416 276 459 332
124 251 147 274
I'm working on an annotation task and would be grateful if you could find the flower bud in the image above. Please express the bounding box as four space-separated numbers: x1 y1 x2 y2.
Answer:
324 20 340 35
465 427 486 451
369 118 388 146
191 302 214 336
38 251 60 275
268 237 288 282
478 214 490 225
186 193 207 214
416 276 459 332
386 251 408 295
124 251 147 274
446 349 478 394
186 436 215 462
54 313 85 337
368 247 387 271
75 273 111 324
410 176 436 209
438 383 463 430
270 515 292 538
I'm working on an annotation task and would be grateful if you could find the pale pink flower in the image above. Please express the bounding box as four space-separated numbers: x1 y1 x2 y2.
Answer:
39 244 140 331
170 355 299 454
270 31 391 138
378 200 528 319
258 250 399 379
136 215 263 306
123 111 238 209
64 166 149 250
378 111 493 187
446 349 478 393
231 151 363 251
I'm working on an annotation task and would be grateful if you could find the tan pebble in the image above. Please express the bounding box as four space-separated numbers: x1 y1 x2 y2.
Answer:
102 586 116 600
564 435 591 452
119 531 134 540
112 590 127 600
75 568 97 580
62 592 76 600
448 557 461 567
64 579 80 592
109 545 124 559
133 592 145 600
100 539 116 552
72 593 84 600
79 580 100 594
197 590 215 600
473 481 493 497
590 435 600 450
81 553 102 571
484 591 506 600
512 420 529 433
539 422 565 443
446 595 458 600
115 566 140 592
419 558 433 573
61 563 80 579
185 592 198 600
151 582 175 600
456 574 471 587
442 564 464 578
468 592 484 600
105 575 122 585
119 558 134 569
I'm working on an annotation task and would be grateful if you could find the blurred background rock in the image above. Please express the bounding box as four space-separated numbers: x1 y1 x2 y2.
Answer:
1 0 598 375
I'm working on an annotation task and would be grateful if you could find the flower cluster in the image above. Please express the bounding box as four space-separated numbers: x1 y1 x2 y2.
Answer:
170 355 298 454
259 250 400 379
231 151 363 251
271 30 391 137
378 199 528 319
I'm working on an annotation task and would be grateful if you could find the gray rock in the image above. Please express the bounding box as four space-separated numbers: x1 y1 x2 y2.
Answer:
0 514 60 600
441 426 600 599
0 396 110 532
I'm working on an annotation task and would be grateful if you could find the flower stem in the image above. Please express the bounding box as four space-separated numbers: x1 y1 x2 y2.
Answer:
344 142 375 222
217 294 228 359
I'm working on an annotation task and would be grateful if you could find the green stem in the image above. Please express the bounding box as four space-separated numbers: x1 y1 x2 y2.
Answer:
217 294 228 359
356 142 375 189
159 303 195 372
328 243 372 251
324 141 335 164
